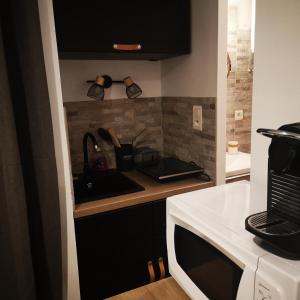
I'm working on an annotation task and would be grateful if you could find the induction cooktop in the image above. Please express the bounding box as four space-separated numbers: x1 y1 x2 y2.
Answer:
136 157 203 182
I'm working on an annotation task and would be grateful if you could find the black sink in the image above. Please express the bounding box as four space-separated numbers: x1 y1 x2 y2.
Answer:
73 170 144 204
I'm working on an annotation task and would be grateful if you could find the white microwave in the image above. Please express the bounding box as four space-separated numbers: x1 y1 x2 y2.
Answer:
167 181 300 300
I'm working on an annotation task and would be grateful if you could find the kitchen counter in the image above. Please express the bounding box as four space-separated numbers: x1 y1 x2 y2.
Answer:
107 277 190 300
74 170 213 218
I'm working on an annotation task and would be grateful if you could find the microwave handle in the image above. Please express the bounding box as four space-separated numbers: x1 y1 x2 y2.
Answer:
257 128 300 141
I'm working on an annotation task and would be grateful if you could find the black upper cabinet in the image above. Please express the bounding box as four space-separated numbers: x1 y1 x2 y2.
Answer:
53 0 191 60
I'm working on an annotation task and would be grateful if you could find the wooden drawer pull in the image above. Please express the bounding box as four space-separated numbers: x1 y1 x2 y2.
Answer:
158 257 166 280
113 44 142 51
147 261 155 283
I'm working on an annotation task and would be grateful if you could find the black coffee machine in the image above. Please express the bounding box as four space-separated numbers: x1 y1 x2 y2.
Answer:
246 123 300 259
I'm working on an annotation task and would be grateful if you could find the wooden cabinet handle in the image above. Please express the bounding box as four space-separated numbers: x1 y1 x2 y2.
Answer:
113 44 142 51
147 261 155 283
158 257 166 280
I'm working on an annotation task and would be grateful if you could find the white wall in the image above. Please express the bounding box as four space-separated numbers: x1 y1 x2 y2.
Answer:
228 0 252 30
161 0 227 185
237 0 252 30
161 0 219 97
38 1 80 299
60 60 161 102
251 0 300 203
216 0 228 185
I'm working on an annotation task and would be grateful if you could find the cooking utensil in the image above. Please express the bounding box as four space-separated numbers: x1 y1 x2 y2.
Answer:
98 128 112 143
108 128 121 148
132 128 146 144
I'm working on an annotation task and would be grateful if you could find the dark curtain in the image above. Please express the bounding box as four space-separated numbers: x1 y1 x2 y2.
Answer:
0 24 36 300
0 0 63 299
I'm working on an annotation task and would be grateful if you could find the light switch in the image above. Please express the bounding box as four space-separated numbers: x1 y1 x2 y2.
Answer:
235 110 244 121
193 105 203 131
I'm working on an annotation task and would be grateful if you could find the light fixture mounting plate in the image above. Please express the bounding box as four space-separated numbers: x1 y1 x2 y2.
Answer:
102 75 113 89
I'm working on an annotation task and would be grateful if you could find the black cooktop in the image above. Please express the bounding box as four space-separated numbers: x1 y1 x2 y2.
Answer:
136 157 203 182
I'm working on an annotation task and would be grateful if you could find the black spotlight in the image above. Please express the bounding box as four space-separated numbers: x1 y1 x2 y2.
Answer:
87 75 113 101
124 76 142 99
87 76 105 101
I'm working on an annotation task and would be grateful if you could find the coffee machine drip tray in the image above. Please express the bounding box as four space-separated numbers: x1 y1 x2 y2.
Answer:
246 211 300 258
246 211 300 235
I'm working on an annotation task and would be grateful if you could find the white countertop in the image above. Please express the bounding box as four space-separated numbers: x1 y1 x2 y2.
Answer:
226 152 251 177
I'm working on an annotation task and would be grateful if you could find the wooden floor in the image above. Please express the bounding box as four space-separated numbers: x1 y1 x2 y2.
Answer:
107 278 190 300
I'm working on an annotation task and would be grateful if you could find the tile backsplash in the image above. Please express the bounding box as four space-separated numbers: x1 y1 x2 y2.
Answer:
65 98 163 174
65 97 216 179
162 97 216 179
227 5 253 153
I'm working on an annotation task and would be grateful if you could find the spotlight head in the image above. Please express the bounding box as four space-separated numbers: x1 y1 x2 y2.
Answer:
124 76 142 99
87 76 105 101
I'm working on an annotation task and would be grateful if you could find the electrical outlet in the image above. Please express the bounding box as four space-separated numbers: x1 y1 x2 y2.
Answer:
193 105 202 131
235 110 244 121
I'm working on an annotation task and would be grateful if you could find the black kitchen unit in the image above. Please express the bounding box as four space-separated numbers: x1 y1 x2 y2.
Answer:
52 0 191 60
75 199 168 300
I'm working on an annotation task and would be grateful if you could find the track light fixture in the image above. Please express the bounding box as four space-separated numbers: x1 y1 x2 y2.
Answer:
87 75 142 100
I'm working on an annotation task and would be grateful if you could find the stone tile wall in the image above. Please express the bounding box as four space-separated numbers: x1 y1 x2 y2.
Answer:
162 97 216 179
65 97 216 179
227 6 253 153
65 98 163 174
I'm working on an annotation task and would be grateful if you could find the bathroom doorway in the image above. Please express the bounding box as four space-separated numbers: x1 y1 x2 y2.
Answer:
225 0 255 182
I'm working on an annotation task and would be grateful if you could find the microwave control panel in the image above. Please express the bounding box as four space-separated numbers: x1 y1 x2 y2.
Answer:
255 254 299 300
255 275 282 300
255 280 275 300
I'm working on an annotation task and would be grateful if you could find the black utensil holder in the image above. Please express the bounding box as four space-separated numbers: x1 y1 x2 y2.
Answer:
115 144 134 171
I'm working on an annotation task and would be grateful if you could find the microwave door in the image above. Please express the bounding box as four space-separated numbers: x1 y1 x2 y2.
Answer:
174 225 243 300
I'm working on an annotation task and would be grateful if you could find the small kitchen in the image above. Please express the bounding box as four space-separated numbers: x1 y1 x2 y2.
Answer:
52 0 218 299
49 0 300 298
1 0 300 299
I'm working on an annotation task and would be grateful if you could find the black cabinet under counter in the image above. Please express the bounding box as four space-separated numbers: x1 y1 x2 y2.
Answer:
74 171 212 299
73 172 213 299
75 200 169 299
52 0 191 60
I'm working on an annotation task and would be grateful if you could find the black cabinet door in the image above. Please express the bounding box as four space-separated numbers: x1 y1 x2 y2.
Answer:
53 0 190 60
152 199 170 279
75 203 153 300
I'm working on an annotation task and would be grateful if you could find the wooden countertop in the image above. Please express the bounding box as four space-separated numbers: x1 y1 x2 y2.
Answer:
74 171 214 218
107 277 190 300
